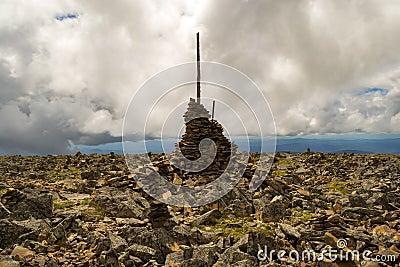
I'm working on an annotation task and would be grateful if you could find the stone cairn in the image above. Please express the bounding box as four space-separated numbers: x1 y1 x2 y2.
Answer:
131 97 243 209
168 98 237 186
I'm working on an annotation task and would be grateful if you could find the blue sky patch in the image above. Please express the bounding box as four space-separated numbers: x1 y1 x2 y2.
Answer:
55 13 78 21
363 87 388 96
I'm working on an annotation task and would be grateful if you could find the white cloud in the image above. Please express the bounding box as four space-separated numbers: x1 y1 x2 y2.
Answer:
1 0 400 154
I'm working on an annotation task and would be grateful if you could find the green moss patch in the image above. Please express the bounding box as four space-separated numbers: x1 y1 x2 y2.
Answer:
197 217 274 242
325 180 351 194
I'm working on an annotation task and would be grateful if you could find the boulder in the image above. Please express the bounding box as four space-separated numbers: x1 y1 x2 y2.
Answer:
215 247 258 266
0 218 50 249
92 186 150 219
10 246 35 261
128 244 157 262
278 223 301 239
254 194 290 222
191 243 221 266
0 188 53 220
148 200 173 228
233 232 276 257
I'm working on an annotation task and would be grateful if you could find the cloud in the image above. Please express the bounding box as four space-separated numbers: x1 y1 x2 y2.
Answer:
1 0 400 154
198 0 400 135
0 0 204 154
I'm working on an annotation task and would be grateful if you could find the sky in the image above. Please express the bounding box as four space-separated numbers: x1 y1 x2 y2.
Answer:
1 0 400 155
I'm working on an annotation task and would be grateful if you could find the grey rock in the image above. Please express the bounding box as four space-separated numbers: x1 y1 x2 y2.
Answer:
278 223 301 239
128 244 157 262
254 194 290 222
48 210 80 244
233 232 276 257
0 188 53 220
0 218 50 249
81 170 100 180
173 224 212 245
216 236 233 250
93 186 150 219
191 243 221 266
109 232 127 253
223 202 253 218
165 251 186 266
191 209 222 226
119 226 175 264
342 207 384 217
148 200 173 228
10 246 35 261
21 240 47 254
95 236 111 256
101 249 119 267
164 248 193 267
215 247 258 266
348 193 368 207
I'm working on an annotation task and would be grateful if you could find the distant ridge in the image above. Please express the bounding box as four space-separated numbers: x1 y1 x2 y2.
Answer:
71 135 400 155
275 137 400 154
332 149 373 154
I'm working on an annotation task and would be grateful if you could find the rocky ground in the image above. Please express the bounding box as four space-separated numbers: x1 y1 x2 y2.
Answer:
0 152 399 266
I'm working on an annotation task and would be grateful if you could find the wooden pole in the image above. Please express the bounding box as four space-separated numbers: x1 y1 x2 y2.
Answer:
212 100 215 120
196 32 201 104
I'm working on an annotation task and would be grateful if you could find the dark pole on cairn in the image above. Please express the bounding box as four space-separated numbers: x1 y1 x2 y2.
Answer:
196 32 201 104
212 100 215 120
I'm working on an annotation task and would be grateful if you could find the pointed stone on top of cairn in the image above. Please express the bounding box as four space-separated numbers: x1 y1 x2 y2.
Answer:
183 98 211 124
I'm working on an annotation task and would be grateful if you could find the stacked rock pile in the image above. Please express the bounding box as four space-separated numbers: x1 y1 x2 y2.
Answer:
167 98 237 186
